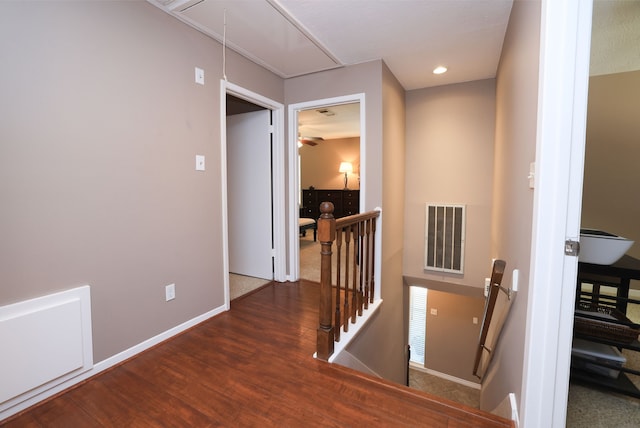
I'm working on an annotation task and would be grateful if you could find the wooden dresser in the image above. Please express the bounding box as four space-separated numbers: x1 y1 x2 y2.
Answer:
301 188 359 219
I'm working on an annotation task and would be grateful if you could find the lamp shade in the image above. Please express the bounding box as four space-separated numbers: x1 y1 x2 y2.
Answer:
339 162 353 173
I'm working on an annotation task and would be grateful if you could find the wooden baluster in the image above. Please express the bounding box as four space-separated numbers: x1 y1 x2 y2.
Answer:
363 218 370 310
334 227 343 341
370 217 377 304
336 227 349 333
317 202 335 361
358 221 365 316
343 225 351 332
351 224 359 323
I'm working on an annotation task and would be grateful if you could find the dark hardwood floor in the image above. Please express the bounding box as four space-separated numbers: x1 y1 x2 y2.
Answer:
2 280 512 427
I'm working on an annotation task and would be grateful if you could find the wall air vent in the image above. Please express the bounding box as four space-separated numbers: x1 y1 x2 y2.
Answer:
424 204 465 274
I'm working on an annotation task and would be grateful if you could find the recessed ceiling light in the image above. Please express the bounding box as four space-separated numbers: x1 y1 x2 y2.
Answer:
433 66 448 75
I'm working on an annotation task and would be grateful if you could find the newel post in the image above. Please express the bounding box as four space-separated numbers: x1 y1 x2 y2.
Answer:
317 202 336 361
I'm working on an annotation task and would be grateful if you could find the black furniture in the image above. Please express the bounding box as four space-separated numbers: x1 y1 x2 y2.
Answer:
299 218 317 241
300 188 359 220
571 255 640 398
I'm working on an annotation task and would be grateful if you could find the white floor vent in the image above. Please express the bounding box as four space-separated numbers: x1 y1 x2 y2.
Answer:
424 204 465 274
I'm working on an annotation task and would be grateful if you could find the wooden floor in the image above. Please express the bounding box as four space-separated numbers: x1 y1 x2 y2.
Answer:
2 280 512 427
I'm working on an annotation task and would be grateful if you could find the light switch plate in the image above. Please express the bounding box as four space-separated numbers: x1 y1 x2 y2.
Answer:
165 283 175 301
196 155 205 171
195 67 204 85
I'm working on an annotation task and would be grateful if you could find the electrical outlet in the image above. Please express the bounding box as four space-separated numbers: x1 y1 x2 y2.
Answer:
165 283 176 301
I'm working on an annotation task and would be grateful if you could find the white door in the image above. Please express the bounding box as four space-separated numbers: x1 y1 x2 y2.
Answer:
227 110 273 280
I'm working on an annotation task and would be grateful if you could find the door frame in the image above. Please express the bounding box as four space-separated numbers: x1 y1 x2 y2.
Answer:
287 93 366 281
220 80 286 309
521 0 592 426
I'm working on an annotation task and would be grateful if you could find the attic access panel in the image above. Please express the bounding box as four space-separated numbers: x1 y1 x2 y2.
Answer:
424 204 465 274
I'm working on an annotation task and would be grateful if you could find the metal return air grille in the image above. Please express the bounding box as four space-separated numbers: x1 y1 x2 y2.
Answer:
424 204 465 274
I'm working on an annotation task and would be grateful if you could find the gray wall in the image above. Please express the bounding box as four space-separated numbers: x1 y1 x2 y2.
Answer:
403 78 496 383
0 1 282 362
482 0 541 413
425 290 484 383
285 60 408 384
404 79 496 287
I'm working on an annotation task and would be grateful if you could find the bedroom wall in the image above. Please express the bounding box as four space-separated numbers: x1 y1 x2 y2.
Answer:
0 1 283 362
300 137 360 190
582 70 640 261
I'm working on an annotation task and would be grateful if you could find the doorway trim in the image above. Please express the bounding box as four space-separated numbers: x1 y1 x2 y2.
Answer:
287 93 366 281
520 0 592 426
221 80 286 309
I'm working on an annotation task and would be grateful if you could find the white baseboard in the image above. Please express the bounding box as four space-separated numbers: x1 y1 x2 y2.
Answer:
327 298 383 363
409 362 481 390
0 304 227 422
331 350 382 378
491 392 519 426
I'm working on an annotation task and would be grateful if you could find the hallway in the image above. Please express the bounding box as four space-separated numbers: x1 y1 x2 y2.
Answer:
3 281 512 427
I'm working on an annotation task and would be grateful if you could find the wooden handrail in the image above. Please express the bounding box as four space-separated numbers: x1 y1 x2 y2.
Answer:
473 259 507 379
316 202 381 361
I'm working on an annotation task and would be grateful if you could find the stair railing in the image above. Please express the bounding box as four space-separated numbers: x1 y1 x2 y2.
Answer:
316 201 381 361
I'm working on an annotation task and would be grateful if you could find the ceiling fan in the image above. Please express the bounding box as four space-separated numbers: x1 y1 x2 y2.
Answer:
298 136 324 146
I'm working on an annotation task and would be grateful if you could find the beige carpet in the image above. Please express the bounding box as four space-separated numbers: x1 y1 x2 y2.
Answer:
300 232 321 282
409 368 480 409
229 273 270 301
566 289 640 427
300 232 355 285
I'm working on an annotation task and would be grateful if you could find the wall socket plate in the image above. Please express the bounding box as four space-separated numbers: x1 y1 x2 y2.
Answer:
195 67 204 85
165 283 175 301
195 155 205 171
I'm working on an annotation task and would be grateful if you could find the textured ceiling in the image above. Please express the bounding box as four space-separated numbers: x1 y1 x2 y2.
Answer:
149 1 640 87
149 0 513 91
298 102 360 140
590 0 640 76
276 0 514 90
149 0 640 140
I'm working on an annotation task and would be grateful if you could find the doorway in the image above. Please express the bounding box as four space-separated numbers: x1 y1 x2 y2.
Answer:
221 82 285 307
226 101 272 296
288 94 365 281
408 286 427 365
